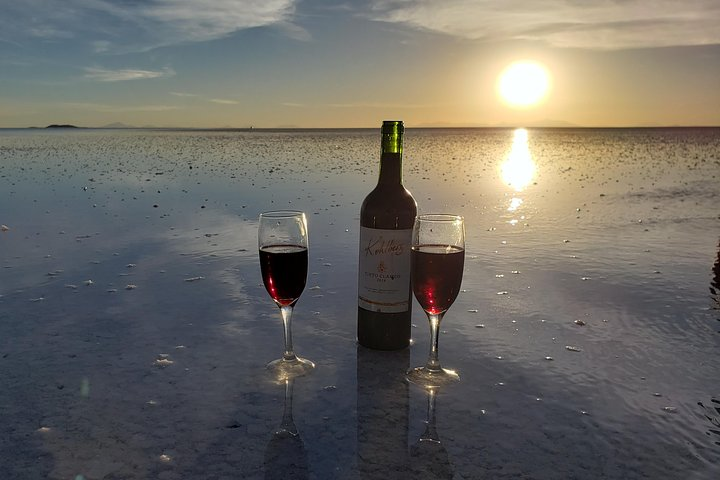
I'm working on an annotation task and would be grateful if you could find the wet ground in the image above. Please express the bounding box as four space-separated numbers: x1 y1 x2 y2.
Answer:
1 127 719 479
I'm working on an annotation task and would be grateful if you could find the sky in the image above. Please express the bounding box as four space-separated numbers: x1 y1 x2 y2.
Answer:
1 0 719 128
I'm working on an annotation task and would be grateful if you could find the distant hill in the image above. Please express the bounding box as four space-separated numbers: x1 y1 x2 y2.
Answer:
46 124 79 128
102 122 135 129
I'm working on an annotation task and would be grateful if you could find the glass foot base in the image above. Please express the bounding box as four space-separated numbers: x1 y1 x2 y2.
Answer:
267 356 315 380
406 366 459 388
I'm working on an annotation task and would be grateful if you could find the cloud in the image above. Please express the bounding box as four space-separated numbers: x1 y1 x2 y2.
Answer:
2 0 301 52
29 26 74 39
368 0 720 50
326 101 449 109
169 93 238 105
58 102 180 112
281 101 450 109
92 40 111 53
84 67 175 82
139 0 298 44
0 37 24 49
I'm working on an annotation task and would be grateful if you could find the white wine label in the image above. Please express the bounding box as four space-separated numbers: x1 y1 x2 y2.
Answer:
358 227 412 313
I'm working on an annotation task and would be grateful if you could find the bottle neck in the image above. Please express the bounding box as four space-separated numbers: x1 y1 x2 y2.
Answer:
378 122 404 186
378 152 403 185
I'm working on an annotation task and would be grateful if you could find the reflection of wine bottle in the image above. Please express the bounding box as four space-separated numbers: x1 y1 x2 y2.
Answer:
263 379 309 480
356 346 410 479
357 121 417 350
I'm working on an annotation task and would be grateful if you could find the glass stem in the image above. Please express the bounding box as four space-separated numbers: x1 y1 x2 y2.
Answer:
278 378 298 436
425 312 445 372
421 387 441 443
279 305 297 362
428 387 437 424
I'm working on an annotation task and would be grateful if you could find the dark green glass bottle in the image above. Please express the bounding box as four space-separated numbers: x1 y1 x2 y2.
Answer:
357 121 417 350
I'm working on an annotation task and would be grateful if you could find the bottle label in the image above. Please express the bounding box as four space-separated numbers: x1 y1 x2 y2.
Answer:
358 227 412 313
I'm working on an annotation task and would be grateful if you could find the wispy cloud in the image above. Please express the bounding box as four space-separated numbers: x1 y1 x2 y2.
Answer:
140 0 299 44
1 0 303 52
169 93 239 104
58 102 180 112
281 101 450 108
209 98 240 105
92 40 111 53
0 37 23 48
29 26 74 39
84 67 175 82
326 101 450 109
368 0 720 50
280 102 452 109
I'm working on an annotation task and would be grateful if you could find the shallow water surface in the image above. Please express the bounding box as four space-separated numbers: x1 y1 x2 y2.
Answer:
1 127 719 479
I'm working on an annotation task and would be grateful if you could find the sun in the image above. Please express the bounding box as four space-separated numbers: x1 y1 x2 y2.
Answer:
497 61 551 108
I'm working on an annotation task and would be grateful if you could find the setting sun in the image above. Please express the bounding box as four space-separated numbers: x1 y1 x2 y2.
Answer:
497 61 551 108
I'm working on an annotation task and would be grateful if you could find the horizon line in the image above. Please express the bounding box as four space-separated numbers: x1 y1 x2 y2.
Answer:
4 124 720 130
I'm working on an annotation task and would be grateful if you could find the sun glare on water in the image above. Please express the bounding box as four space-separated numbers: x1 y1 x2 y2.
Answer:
497 61 551 108
501 128 536 192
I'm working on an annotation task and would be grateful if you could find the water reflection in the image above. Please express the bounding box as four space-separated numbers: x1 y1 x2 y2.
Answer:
501 128 536 193
356 347 410 479
507 196 523 212
711 239 720 313
500 129 536 223
409 387 454 479
263 378 308 480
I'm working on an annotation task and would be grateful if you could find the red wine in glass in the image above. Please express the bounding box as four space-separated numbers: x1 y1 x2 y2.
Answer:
260 245 308 307
412 245 464 315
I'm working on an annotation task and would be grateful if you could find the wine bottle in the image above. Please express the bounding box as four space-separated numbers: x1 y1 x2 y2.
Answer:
357 120 417 350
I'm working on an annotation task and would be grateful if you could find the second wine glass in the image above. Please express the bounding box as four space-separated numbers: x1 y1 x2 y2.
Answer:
407 214 465 387
258 210 314 380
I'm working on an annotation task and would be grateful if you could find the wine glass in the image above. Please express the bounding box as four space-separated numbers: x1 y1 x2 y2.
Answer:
407 214 465 387
258 210 314 379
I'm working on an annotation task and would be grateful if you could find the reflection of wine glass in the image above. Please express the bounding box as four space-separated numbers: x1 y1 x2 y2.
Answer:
258 211 314 379
409 387 454 479
406 214 465 388
263 378 309 480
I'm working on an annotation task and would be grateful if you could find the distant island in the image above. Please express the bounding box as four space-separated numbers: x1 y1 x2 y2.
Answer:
46 124 80 129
